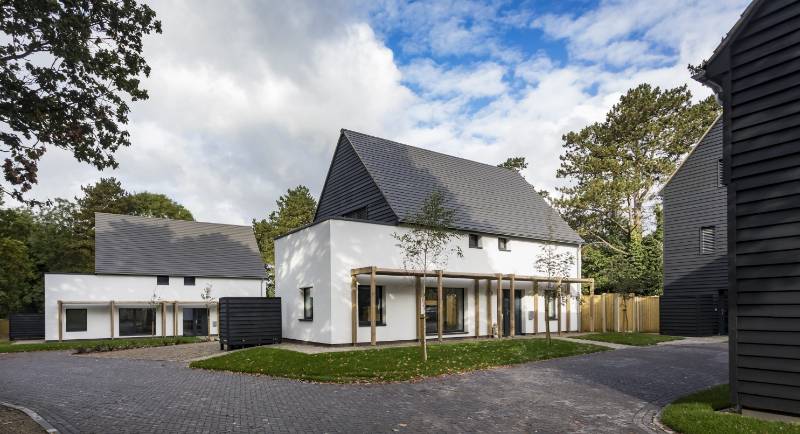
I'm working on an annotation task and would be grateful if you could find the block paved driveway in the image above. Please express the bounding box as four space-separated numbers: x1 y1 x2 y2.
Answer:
0 341 727 433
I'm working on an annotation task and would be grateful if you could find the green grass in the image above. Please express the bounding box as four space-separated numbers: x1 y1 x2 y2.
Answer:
190 338 607 383
661 384 800 434
0 336 202 353
572 332 683 346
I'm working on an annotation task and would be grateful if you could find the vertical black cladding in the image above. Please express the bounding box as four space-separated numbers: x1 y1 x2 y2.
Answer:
218 297 281 350
661 118 728 336
699 0 800 416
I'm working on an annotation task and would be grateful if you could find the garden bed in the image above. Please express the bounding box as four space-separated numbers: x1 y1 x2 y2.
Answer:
0 336 202 354
190 338 607 383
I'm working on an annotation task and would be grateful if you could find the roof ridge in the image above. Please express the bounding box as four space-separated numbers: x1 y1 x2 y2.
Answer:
94 212 253 230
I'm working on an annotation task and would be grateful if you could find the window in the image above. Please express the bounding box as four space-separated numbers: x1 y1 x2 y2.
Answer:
343 206 368 220
118 308 155 336
545 291 558 320
498 237 509 251
717 159 724 187
358 285 385 326
156 275 169 285
425 287 465 334
468 234 482 248
701 226 716 254
184 276 196 286
65 309 87 332
301 287 313 321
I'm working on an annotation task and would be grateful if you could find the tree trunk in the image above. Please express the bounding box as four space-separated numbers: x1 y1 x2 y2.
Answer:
421 274 428 361
544 291 551 344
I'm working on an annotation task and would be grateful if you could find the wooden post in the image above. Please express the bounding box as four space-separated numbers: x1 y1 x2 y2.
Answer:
161 302 167 338
437 270 443 342
566 290 571 333
172 302 178 337
486 278 492 336
474 279 480 338
415 276 422 342
496 274 503 337
602 293 607 333
509 275 516 337
533 281 539 334
109 301 115 339
370 266 377 346
57 300 63 342
557 288 562 335
589 282 595 332
351 275 358 346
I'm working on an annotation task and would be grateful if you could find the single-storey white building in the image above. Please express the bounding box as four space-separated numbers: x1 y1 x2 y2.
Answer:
276 129 591 346
45 213 266 341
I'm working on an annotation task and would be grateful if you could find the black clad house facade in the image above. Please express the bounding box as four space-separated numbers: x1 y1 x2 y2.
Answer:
661 117 728 336
695 0 800 418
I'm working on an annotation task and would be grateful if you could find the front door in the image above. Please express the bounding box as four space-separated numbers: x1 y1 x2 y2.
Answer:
502 290 524 337
183 308 208 336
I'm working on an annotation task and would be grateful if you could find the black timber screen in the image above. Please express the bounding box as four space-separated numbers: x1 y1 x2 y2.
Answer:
9 313 44 340
219 297 281 350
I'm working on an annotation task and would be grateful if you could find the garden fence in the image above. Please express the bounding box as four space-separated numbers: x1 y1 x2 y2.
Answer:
580 294 660 333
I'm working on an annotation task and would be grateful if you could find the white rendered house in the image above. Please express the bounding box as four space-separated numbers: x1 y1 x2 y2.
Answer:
45 213 266 341
276 129 589 346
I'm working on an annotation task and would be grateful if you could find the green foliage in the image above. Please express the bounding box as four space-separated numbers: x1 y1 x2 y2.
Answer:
0 0 161 203
498 156 528 172
555 84 720 295
0 336 200 353
661 384 800 434
0 178 193 315
252 186 317 295
191 338 607 383
393 190 464 273
573 332 683 346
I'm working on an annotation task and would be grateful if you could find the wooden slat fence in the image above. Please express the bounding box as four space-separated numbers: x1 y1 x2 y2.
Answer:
581 294 660 333
0 319 8 341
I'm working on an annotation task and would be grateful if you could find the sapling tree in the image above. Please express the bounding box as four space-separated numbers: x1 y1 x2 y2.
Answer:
393 190 462 361
200 284 215 341
148 286 161 337
534 219 576 344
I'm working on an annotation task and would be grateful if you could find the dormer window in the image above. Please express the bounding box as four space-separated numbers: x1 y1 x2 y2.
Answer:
469 234 482 249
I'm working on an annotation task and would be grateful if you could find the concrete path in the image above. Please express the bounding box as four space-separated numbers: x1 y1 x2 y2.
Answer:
0 340 727 433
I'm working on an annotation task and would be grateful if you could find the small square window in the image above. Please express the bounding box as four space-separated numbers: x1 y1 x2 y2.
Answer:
498 237 509 251
156 276 169 285
184 276 196 286
468 234 482 249
301 287 313 321
65 309 87 332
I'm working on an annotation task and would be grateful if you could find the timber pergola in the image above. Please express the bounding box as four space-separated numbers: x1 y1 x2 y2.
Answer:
351 267 596 346
56 300 219 342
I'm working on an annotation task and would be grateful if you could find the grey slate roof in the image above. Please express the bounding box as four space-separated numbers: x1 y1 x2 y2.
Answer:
341 129 582 244
95 213 266 279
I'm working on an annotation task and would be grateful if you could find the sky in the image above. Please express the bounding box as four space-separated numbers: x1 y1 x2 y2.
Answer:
20 0 749 225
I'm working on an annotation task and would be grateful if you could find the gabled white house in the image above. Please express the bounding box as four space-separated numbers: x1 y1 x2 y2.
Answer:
276 129 589 346
44 213 266 341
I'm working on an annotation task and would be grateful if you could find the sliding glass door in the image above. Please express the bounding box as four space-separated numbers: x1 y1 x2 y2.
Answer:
425 287 465 334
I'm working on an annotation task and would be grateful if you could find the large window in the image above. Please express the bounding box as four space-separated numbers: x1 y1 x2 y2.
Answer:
118 308 155 336
301 287 313 321
701 226 716 254
65 309 87 332
358 285 385 326
425 287 465 334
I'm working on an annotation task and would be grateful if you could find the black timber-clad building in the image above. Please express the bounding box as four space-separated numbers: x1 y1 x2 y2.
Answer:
694 0 800 418
661 116 728 337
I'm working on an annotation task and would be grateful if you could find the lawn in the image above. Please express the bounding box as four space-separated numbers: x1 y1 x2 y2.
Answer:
661 384 800 434
190 338 607 383
573 332 683 346
0 336 202 353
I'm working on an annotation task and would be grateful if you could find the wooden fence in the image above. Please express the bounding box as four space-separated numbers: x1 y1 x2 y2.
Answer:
581 294 660 333
0 319 8 341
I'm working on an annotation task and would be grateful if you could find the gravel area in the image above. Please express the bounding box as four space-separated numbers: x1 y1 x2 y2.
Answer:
82 340 222 362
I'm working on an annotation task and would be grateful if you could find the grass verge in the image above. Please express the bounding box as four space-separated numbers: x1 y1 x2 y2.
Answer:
190 338 607 383
572 332 683 346
0 336 202 354
661 384 800 434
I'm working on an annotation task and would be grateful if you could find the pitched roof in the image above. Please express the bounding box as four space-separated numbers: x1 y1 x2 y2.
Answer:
94 213 265 279
695 0 766 81
340 129 582 244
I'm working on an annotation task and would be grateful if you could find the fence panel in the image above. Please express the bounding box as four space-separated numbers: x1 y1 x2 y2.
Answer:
0 319 8 341
581 294 660 333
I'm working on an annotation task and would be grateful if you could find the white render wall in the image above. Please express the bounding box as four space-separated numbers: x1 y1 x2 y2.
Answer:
44 274 264 341
276 219 582 345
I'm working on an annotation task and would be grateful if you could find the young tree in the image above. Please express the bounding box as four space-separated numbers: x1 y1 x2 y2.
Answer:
0 0 161 203
252 186 317 295
148 286 161 337
534 219 575 344
392 190 462 361
200 284 215 341
556 83 719 294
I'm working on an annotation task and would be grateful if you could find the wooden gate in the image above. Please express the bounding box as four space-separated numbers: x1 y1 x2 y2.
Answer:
581 294 660 333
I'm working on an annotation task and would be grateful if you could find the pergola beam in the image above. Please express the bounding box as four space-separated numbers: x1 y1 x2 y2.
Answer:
349 267 594 285
496 274 503 338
